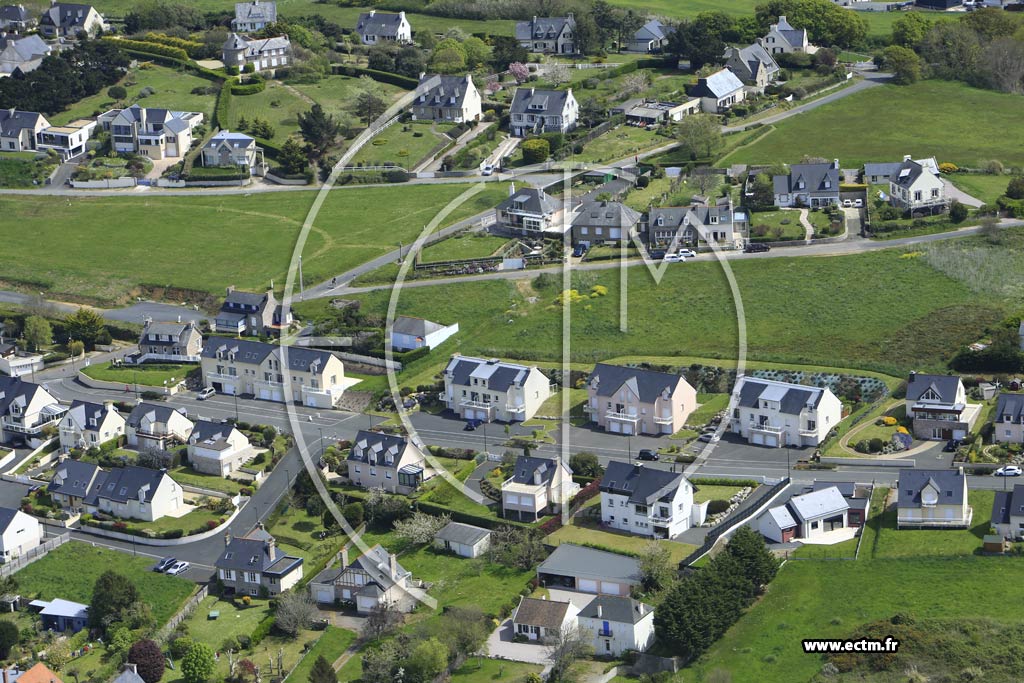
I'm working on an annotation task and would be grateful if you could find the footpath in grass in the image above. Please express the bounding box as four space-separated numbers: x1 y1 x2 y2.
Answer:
285 626 357 683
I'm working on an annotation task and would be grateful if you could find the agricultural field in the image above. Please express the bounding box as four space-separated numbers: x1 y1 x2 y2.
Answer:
0 181 509 303
722 81 1024 169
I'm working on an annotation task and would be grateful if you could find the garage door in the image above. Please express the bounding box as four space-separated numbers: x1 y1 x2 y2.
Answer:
259 389 284 402
601 582 623 595
220 384 235 396
578 579 598 593
315 588 333 604
953 429 967 440
622 423 633 435
765 434 778 448
752 433 764 446
609 422 621 434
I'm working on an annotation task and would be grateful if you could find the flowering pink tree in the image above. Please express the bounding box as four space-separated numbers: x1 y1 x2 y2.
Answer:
509 61 529 84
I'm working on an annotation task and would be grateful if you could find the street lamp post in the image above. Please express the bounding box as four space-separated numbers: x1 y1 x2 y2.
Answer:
233 392 239 422
482 422 488 455
627 434 632 464
132 368 139 399
786 447 791 480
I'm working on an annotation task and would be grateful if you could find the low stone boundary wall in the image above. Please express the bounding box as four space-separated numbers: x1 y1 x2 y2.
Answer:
75 496 247 546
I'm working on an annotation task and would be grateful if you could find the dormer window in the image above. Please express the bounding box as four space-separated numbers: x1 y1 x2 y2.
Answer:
824 180 831 189
797 181 805 189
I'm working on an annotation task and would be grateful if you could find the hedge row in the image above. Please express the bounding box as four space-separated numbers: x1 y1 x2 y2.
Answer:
143 32 205 58
106 43 226 83
106 38 188 62
997 196 1024 217
330 64 418 89
214 83 233 130
231 80 267 95
691 477 761 488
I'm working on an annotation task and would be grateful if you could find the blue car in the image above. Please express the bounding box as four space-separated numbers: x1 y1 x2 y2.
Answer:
464 419 482 431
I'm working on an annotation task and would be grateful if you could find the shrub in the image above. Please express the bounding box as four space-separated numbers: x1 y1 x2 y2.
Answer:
882 416 897 426
636 175 650 188
868 438 884 453
949 199 968 223
1006 176 1024 200
985 160 1004 175
939 162 958 174
707 499 730 515
521 138 550 164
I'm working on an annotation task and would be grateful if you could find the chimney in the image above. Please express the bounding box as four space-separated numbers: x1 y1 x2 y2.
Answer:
177 314 181 323
341 546 348 569
389 553 397 580
125 664 138 675
596 604 602 618
368 9 375 16
104 401 116 413
903 154 912 162
399 11 405 18
909 371 916 383
833 158 839 169
530 87 535 96
224 531 232 546
226 285 235 296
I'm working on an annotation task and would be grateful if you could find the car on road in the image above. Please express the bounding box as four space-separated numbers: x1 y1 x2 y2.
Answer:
154 557 177 573
637 449 659 461
650 249 667 260
663 253 682 263
463 419 482 431
197 387 216 400
165 561 190 576
481 164 494 176
697 432 718 443
27 484 41 494
743 242 770 253
995 465 1023 477
678 248 697 258
943 439 961 452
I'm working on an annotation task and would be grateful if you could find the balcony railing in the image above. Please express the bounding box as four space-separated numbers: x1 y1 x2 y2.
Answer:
650 513 673 523
750 423 784 435
597 630 613 637
256 378 285 388
799 428 818 437
132 352 201 364
606 411 639 422
653 415 674 425
460 400 495 411
207 372 239 382
506 404 526 414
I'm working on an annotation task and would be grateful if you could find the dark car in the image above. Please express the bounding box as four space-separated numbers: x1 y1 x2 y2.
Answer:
943 439 961 452
154 557 177 573
743 242 771 253
463 419 481 431
637 449 659 461
572 244 588 258
650 249 667 260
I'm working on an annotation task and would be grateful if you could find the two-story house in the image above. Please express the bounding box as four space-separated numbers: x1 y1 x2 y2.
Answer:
390 316 459 352
58 400 125 454
585 363 697 436
511 596 578 642
730 376 842 448
508 87 578 137
493 185 565 237
309 544 412 614
346 429 428 494
0 33 51 76
863 156 939 185
628 19 672 53
905 372 979 441
577 596 655 657
763 15 809 54
501 454 579 521
201 130 265 173
188 420 252 476
0 5 34 31
0 342 43 378
757 485 849 543
0 109 49 153
0 376 65 447
216 526 303 596
993 393 1024 444
889 156 947 216
992 483 1024 539
0 507 41 562
354 10 411 45
215 287 291 337
411 74 482 123
221 33 291 72
34 119 96 160
773 160 840 208
97 105 204 160
125 403 194 451
515 15 576 54
723 41 780 89
641 197 748 250
897 468 971 529
131 319 203 364
232 0 276 32
201 338 348 409
443 354 551 423
599 461 706 538
570 200 643 248
47 459 104 510
691 69 745 114
88 465 185 522
38 2 105 38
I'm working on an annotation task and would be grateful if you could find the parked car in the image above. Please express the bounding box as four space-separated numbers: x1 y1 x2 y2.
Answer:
697 432 717 443
154 557 177 573
943 439 961 452
650 249 667 260
463 419 482 431
854 199 863 208
678 248 697 258
663 253 682 263
481 164 494 176
995 465 1023 477
743 242 770 253
842 199 853 207
637 449 659 461
572 244 587 258
166 561 190 576
197 387 216 400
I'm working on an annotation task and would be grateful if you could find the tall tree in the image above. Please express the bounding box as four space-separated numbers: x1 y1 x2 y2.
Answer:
882 45 922 85
545 626 592 683
89 570 140 632
676 113 722 160
891 12 931 48
181 643 214 683
429 38 467 73
307 655 336 683
277 138 309 175
22 315 52 351
128 639 166 683
0 620 18 659
64 308 105 349
275 590 317 637
490 36 528 71
724 526 780 592
638 541 676 593
404 638 448 683
755 0 868 48
297 104 340 157
352 77 387 125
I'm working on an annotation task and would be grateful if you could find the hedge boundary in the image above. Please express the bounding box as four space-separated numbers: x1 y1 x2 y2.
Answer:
330 64 418 89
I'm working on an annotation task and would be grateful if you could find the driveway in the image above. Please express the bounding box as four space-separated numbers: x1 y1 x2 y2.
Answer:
942 178 983 208
485 619 551 664
146 156 181 180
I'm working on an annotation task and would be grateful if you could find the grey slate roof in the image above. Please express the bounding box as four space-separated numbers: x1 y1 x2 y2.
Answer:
509 87 570 116
897 469 966 509
906 373 962 403
126 402 186 429
538 544 641 585
346 544 409 591
765 504 796 530
205 129 256 149
445 355 538 392
634 19 670 42
995 393 1024 425
39 2 98 31
0 34 49 63
48 460 102 499
571 201 642 230
0 109 44 137
190 420 243 451
809 480 856 497
770 16 806 49
96 465 167 504
890 159 928 190
513 597 572 629
0 376 54 417
588 363 686 403
515 16 575 42
992 484 1024 525
234 0 276 24
578 595 652 624
142 321 191 338
724 43 779 82
435 521 490 547
511 455 560 487
355 11 404 37
112 668 146 683
787 486 848 522
496 187 559 216
863 162 902 180
65 400 112 434
392 316 447 337
773 162 839 196
0 5 30 24
217 527 302 575
736 377 825 415
0 507 25 533
414 74 474 109
348 429 408 466
690 69 744 99
201 338 337 374
600 461 686 506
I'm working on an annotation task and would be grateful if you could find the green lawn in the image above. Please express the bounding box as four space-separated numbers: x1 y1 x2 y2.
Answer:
267 505 348 572
291 73 405 119
82 362 191 387
449 658 544 682
723 81 1024 168
536 388 588 422
546 522 696 564
16 542 194 624
284 626 357 683
420 233 509 263
692 485 743 504
0 182 510 304
0 153 57 188
51 64 218 125
688 394 730 427
867 489 993 559
183 594 273 649
574 125 668 164
169 465 247 495
948 173 1015 206
230 80 311 141
747 209 835 241
114 504 226 535
352 121 451 168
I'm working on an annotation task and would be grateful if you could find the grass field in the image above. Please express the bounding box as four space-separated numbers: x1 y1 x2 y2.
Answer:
868 489 993 559
16 542 194 624
747 209 808 241
0 152 57 188
82 362 191 386
546 522 696 564
692 484 743 504
169 465 247 495
183 594 272 648
688 394 730 427
722 81 1024 168
230 80 311 141
421 233 509 262
0 182 509 303
948 173 1014 205
267 505 348 571
284 626 357 683
574 125 668 164
352 121 451 168
291 73 405 119
51 64 218 125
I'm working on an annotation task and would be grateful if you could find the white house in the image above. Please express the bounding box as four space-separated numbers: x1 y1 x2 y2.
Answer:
126 403 194 450
730 376 843 447
309 544 413 614
411 74 482 124
0 376 66 447
691 69 745 114
88 465 185 522
355 10 412 45
187 420 252 476
38 2 105 38
390 316 459 351
232 0 276 32
201 130 265 173
0 342 43 378
96 105 205 160
993 393 1024 444
0 109 49 152
599 461 706 538
502 454 579 521
757 486 849 543
221 33 290 72
0 507 41 562
889 156 948 215
433 521 491 558
897 468 971 529
35 119 96 160
763 15 810 54
512 596 579 642
443 354 551 423
58 400 125 454
0 33 51 76
577 596 655 657
508 87 579 137
628 19 671 53
992 483 1024 540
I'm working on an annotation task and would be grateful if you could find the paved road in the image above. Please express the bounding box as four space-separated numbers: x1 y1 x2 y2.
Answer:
0 291 210 326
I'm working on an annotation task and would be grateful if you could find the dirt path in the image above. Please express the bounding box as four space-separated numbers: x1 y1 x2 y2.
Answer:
278 81 315 106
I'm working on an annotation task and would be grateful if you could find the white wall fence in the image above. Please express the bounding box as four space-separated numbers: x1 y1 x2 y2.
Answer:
76 495 248 546
70 177 137 189
0 533 70 578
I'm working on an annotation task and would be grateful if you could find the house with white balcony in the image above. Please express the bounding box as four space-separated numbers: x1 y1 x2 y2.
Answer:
345 429 428 494
501 454 579 521
215 287 290 337
508 87 578 137
200 338 349 409
128 319 202 365
0 342 43 378
889 156 948 216
58 400 125 454
577 596 655 657
443 354 551 423
993 393 1024 444
0 376 65 447
125 403 194 451
96 105 204 160
493 185 566 237
599 461 706 538
897 468 971 529
35 119 96 160
585 363 697 436
187 420 253 477
730 376 842 448
216 525 304 597
905 372 980 441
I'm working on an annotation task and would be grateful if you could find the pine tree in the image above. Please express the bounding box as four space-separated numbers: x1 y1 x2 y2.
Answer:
308 655 336 683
